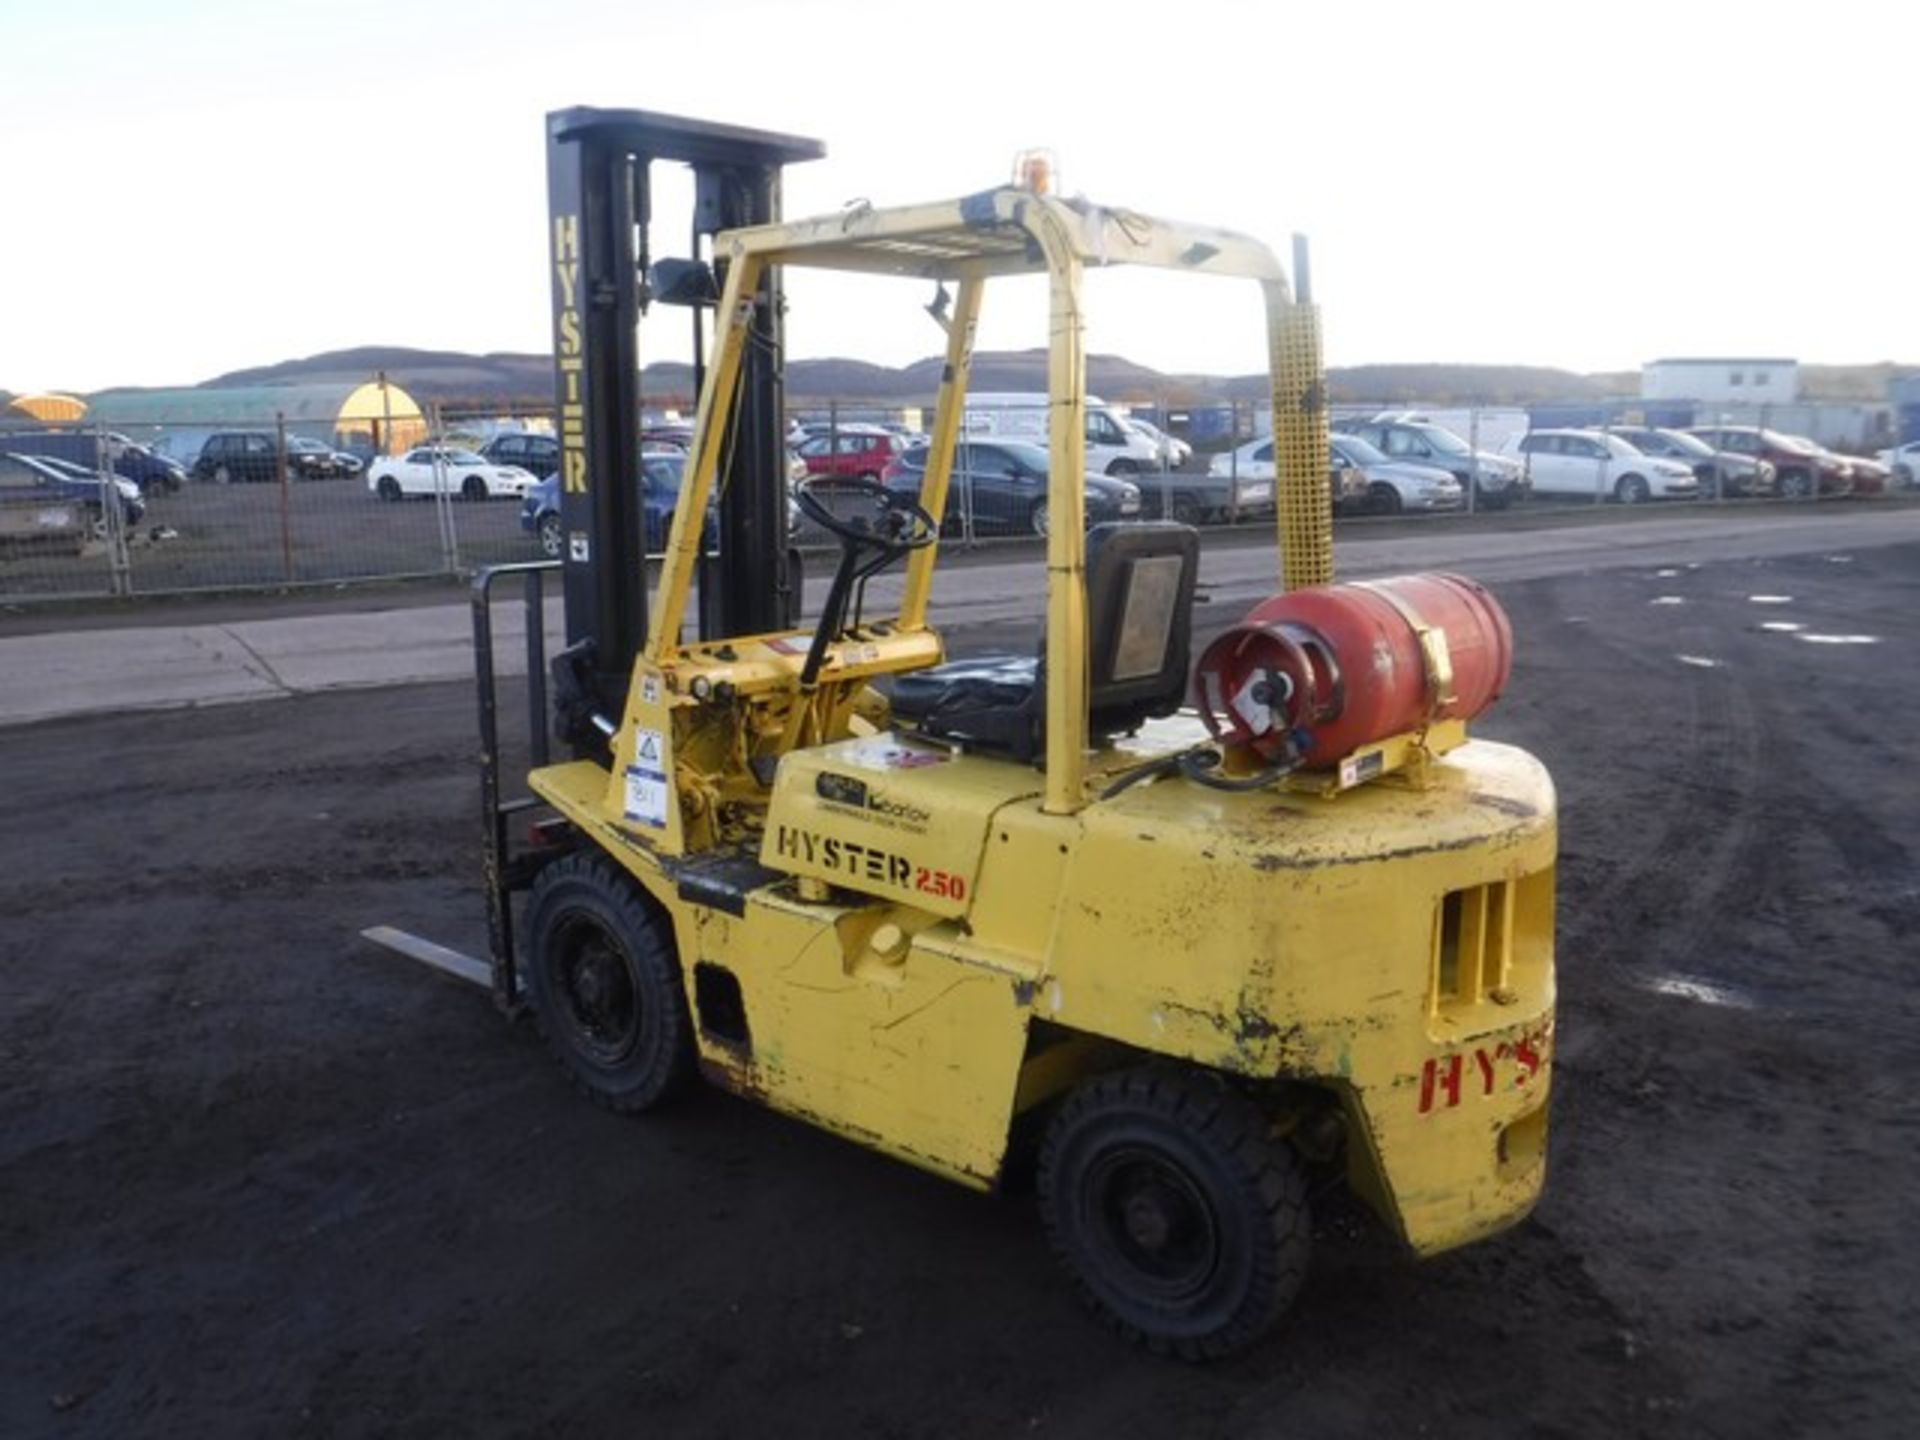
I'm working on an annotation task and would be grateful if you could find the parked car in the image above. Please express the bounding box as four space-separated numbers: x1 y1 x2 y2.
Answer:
33 453 154 502
1684 426 1851 498
795 428 907 482
367 446 536 501
961 393 1162 477
283 435 362 478
0 451 145 533
1332 415 1527 508
192 431 328 484
1200 440 1283 518
645 424 696 450
881 439 1140 537
1329 433 1462 514
1877 441 1920 488
1127 418 1192 469
0 454 97 551
1822 448 1890 496
1205 435 1411 516
1602 426 1774 498
520 451 777 557
1503 429 1699 502
0 429 187 494
480 431 560 480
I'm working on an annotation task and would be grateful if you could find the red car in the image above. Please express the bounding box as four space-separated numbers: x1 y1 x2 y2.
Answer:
795 427 905 482
1685 426 1853 499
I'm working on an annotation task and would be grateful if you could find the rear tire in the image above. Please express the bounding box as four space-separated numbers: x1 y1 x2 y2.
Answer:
213 464 232 486
525 853 694 1114
1614 473 1650 504
1028 499 1051 538
1039 1068 1310 1360
376 475 401 502
538 512 564 558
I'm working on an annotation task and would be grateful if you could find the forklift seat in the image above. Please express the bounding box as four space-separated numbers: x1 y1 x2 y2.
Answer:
890 522 1200 763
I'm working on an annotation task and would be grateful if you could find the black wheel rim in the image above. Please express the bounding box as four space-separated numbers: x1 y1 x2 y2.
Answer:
550 913 640 1064
1082 1146 1221 1304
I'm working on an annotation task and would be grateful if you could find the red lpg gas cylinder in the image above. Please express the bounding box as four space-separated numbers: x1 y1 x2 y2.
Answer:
1192 572 1513 766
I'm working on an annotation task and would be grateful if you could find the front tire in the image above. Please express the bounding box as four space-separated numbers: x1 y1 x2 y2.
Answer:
1366 481 1402 516
525 853 694 1113
1614 473 1650 504
462 474 489 502
1040 1068 1310 1360
538 512 564 558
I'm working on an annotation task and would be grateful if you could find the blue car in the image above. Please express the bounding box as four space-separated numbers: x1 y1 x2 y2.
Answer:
520 452 717 557
0 452 146 529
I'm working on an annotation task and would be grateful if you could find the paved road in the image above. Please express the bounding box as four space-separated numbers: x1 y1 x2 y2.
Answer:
3 505 1915 726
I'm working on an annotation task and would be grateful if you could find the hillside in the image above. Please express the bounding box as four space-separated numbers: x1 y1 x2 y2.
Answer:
163 347 1914 410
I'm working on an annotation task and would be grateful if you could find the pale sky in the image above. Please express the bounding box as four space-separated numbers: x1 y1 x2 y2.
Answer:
4 0 1912 394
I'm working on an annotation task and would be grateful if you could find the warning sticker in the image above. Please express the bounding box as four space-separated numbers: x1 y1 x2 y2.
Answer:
624 766 668 828
639 673 660 704
634 727 665 767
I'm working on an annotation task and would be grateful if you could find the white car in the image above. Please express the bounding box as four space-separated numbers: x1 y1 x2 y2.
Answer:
1877 441 1920 488
1127 418 1192 469
367 447 536 502
1205 438 1281 514
1503 429 1699 503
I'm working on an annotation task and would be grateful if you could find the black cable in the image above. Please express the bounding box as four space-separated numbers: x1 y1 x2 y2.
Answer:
1098 743 1299 800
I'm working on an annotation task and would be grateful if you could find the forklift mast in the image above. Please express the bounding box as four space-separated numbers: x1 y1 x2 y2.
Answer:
544 107 824 727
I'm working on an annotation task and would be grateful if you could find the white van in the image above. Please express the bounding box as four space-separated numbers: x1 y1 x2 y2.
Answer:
963 392 1161 476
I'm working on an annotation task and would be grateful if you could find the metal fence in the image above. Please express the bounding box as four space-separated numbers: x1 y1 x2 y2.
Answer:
1 395 1908 604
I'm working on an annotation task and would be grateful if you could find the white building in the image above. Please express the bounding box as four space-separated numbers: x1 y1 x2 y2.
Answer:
1641 357 1800 404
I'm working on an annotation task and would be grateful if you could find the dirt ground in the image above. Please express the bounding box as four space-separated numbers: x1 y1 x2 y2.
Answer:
2 541 1917 1438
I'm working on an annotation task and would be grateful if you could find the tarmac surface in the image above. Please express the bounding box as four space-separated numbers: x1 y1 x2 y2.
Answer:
4 505 1918 727
2 507 1917 1437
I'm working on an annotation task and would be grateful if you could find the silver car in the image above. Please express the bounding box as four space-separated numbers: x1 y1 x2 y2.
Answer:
1331 434 1463 514
1335 416 1527 508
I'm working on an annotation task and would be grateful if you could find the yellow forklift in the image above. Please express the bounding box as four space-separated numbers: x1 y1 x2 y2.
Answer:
471 108 1557 1358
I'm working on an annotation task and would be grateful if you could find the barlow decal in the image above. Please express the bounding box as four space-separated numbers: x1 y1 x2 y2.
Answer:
813 772 932 831
1418 1024 1550 1114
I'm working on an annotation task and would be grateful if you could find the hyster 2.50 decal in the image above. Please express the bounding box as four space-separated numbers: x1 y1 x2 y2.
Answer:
772 824 965 901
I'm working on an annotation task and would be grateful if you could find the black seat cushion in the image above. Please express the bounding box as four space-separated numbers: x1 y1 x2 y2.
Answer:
890 654 1036 725
888 523 1199 764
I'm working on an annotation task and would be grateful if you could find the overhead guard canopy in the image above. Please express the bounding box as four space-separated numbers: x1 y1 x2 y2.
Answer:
711 188 1293 291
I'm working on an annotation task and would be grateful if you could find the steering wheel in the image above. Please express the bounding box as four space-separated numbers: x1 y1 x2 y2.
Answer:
795 475 939 555
794 477 940 688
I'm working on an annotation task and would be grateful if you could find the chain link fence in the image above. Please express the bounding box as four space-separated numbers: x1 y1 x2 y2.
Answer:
2 394 1909 604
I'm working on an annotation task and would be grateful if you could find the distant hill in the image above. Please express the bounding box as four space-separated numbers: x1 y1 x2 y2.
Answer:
171 346 1915 410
